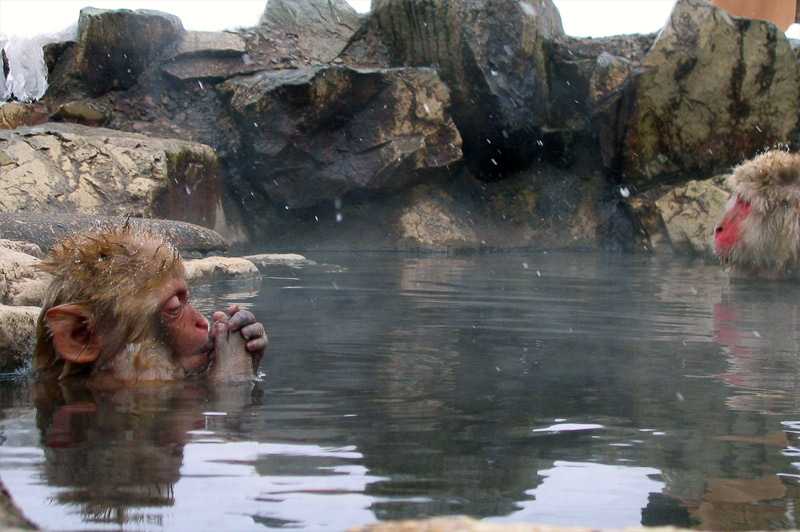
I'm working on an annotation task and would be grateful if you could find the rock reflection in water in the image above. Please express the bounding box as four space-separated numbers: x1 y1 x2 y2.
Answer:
8 252 800 531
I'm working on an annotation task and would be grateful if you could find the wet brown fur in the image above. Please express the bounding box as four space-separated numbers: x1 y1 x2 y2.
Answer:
718 150 800 276
34 222 183 378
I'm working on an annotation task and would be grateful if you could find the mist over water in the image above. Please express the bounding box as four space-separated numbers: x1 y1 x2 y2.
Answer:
4 251 800 531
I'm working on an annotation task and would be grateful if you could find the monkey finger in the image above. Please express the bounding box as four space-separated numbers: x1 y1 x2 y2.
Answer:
240 322 265 340
228 309 257 331
246 334 268 353
208 319 230 340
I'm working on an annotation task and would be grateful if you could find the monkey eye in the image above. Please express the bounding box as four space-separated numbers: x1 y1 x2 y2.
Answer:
162 295 182 317
735 197 751 215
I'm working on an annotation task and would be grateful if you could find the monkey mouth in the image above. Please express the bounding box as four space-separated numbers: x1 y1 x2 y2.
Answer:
182 342 215 375
713 244 731 262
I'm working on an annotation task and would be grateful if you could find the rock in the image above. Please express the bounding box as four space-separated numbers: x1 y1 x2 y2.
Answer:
243 253 317 269
0 240 43 258
161 31 254 82
625 196 672 253
601 0 800 187
0 247 48 306
0 213 229 255
1 477 37 529
173 31 246 58
590 52 636 106
74 7 185 96
184 256 261 283
481 165 603 249
397 185 479 250
252 160 614 252
0 102 49 130
0 123 228 232
652 177 730 256
367 0 564 179
50 101 112 126
260 0 363 63
220 66 462 209
348 517 699 532
0 304 39 373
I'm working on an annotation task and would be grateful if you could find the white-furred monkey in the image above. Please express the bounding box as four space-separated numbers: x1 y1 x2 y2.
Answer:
33 222 267 385
714 149 800 278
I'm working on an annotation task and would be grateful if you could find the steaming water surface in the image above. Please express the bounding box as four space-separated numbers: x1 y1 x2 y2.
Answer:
4 251 800 531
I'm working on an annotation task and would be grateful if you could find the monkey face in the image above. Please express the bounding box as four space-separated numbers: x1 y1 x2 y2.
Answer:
157 277 212 375
714 196 750 262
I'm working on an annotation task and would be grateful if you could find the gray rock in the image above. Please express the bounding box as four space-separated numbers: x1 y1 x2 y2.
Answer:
75 7 185 96
260 0 363 63
161 31 254 82
368 0 564 179
220 66 462 209
0 213 229 256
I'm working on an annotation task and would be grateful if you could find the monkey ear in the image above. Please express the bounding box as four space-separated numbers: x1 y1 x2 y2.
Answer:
44 304 100 365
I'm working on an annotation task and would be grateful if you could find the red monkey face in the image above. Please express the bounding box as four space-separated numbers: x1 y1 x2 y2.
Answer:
157 277 211 375
714 196 751 261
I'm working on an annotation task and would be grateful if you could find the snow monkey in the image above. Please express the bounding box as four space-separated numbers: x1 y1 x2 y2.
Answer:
33 222 267 385
714 150 800 278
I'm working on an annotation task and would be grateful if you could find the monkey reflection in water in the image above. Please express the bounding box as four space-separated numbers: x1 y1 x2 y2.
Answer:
30 223 267 525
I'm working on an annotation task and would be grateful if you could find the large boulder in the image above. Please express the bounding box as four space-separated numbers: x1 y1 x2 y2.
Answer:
75 7 185 96
600 0 800 188
0 123 231 234
260 0 363 63
219 66 462 209
366 0 564 179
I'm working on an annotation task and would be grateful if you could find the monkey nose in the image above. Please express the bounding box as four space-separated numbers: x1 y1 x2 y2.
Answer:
195 314 209 331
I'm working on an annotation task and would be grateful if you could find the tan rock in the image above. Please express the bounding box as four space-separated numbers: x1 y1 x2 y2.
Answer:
0 239 43 258
0 102 49 130
398 186 477 250
0 304 39 373
654 178 730 256
184 256 261 283
0 123 228 232
174 31 246 57
0 247 49 306
243 253 317 268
